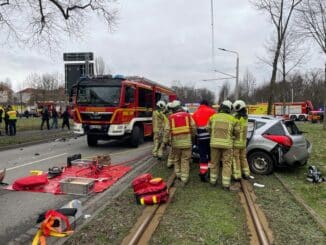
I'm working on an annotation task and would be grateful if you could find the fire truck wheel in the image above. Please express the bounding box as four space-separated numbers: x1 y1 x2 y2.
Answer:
87 135 98 147
130 125 143 147
290 115 297 121
298 115 306 121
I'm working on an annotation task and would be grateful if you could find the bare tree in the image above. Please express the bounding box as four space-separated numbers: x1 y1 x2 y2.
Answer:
0 1 117 48
25 72 65 102
95 56 107 75
296 0 326 129
218 82 230 103
252 0 303 114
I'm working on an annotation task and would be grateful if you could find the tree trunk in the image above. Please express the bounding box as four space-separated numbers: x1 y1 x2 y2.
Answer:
323 61 326 130
268 44 281 115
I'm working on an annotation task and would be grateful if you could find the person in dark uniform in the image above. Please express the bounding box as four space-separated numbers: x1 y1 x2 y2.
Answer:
61 107 70 130
40 107 50 130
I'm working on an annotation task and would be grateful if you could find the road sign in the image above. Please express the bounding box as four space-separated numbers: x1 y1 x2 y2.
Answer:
63 52 94 61
65 63 94 94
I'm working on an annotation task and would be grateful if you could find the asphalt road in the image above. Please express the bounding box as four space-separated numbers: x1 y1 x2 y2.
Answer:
0 136 153 243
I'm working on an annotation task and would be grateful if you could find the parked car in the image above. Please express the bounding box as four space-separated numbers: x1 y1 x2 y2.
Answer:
247 115 312 174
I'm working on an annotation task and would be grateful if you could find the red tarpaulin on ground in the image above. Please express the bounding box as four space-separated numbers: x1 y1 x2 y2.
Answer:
5 164 132 194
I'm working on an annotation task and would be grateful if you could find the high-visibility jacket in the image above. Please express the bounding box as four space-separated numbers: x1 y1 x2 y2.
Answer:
192 104 216 127
234 115 248 149
208 112 239 149
152 109 164 133
7 110 17 120
166 111 196 148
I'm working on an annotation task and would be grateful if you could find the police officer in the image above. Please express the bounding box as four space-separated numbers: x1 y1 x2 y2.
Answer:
208 100 239 190
164 100 196 185
233 100 250 179
152 100 166 159
192 100 216 181
4 106 9 135
7 106 17 136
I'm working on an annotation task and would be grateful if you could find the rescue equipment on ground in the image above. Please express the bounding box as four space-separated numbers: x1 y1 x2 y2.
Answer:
306 165 325 183
48 167 63 179
32 209 74 245
12 174 49 191
132 174 169 205
60 177 95 195
0 168 8 186
30 170 44 176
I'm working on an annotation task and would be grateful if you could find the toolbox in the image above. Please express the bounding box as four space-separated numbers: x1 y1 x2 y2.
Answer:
70 159 94 167
60 177 95 195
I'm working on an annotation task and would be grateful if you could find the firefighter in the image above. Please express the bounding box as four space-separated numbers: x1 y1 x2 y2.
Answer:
165 102 174 168
208 100 239 190
7 106 17 136
192 100 216 182
152 100 166 159
233 100 250 179
164 100 196 185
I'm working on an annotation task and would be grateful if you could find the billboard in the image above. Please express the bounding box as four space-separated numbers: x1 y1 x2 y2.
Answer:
64 63 94 95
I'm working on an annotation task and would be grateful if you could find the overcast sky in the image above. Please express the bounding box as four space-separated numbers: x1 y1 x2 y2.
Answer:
0 0 324 95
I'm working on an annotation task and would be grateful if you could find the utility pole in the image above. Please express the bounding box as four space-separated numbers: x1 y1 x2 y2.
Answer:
210 0 215 70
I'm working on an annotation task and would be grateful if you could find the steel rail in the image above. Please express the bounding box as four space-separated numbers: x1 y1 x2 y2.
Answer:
121 172 176 245
241 179 270 245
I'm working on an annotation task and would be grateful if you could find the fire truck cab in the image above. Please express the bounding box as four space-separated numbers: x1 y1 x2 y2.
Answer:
72 75 176 147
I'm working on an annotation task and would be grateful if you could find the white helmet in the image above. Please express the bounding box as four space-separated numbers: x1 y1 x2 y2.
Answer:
156 100 166 109
170 100 181 109
166 102 173 109
233 100 246 112
221 100 233 111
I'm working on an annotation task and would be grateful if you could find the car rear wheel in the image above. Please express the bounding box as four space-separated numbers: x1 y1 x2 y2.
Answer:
248 151 274 175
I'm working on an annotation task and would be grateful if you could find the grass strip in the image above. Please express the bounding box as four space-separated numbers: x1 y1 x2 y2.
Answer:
274 123 326 221
253 174 325 244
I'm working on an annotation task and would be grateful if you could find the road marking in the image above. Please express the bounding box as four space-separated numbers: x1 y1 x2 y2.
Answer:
6 153 68 171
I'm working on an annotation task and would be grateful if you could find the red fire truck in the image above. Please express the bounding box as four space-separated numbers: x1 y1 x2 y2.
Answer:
72 75 177 147
274 100 313 121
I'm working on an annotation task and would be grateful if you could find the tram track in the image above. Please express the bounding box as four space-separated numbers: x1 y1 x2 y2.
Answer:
121 172 275 245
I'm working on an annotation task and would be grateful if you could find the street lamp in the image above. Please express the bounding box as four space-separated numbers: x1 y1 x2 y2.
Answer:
218 48 240 100
210 0 215 69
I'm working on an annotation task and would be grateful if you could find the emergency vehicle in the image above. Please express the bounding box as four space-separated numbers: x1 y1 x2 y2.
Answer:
248 100 313 121
274 100 313 121
71 75 177 147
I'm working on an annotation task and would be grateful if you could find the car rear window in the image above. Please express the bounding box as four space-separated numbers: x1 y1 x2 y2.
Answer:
284 121 301 135
255 121 266 129
264 122 285 135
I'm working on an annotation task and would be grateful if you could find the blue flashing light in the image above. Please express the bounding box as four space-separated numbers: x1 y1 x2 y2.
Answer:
113 74 125 79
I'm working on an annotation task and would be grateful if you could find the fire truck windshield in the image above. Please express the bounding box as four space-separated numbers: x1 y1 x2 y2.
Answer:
76 86 121 106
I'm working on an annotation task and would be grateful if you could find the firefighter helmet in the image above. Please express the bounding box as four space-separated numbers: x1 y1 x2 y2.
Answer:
221 100 233 111
170 100 181 110
233 100 246 112
166 102 173 110
156 100 166 109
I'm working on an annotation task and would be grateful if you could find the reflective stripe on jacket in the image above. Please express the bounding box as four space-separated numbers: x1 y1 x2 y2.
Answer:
234 115 248 149
208 112 238 149
166 111 196 148
152 109 164 133
7 110 17 120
